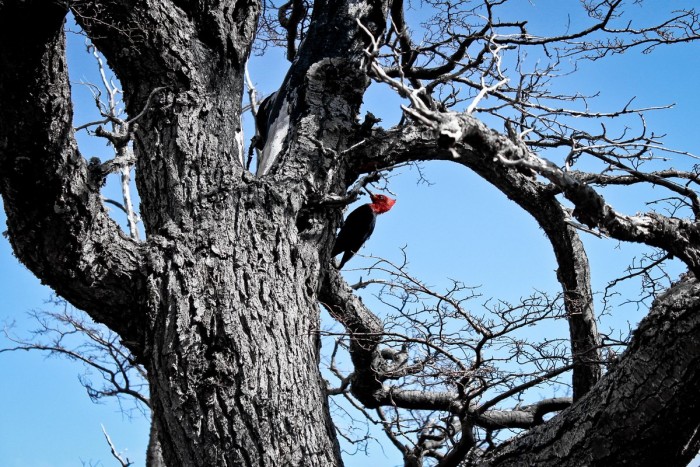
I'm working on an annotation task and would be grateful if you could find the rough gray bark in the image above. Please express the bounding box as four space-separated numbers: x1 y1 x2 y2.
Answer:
0 1 144 347
1 1 700 466
479 276 700 467
0 0 346 464
143 188 342 466
0 0 386 465
147 415 166 467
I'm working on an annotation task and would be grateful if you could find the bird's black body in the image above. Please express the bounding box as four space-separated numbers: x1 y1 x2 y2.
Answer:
332 203 377 269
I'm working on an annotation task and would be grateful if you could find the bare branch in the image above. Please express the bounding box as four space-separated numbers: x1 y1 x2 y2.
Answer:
1 304 149 411
101 425 133 467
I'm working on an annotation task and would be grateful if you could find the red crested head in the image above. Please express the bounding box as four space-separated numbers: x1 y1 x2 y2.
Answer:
369 193 396 214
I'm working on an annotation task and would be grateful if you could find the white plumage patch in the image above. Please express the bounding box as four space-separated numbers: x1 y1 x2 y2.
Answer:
257 98 290 176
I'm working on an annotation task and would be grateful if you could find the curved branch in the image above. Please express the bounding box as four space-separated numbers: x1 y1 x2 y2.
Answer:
492 0 624 46
0 1 145 352
278 0 307 61
361 110 700 275
320 267 385 407
475 398 572 430
346 123 602 399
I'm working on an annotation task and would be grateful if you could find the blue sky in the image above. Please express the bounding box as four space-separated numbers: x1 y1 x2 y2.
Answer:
2 2 700 466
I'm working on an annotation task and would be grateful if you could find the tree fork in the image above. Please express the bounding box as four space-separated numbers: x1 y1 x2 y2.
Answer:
0 0 145 348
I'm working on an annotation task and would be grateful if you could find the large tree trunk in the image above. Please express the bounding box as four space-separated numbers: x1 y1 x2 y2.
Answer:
74 0 356 462
0 0 383 464
143 185 342 466
0 1 341 465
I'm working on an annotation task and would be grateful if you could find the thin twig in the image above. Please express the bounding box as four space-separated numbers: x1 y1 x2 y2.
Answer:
101 425 132 467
